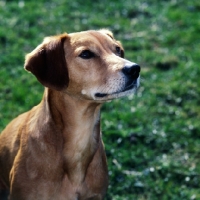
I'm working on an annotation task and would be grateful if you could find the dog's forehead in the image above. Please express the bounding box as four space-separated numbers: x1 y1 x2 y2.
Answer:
68 31 114 47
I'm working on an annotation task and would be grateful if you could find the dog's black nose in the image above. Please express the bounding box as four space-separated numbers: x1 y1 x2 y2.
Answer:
122 63 140 79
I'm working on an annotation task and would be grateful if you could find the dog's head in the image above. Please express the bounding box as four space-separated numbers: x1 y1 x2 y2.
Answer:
25 30 140 102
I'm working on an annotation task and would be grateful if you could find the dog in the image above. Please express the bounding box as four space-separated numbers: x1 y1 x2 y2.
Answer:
0 29 140 200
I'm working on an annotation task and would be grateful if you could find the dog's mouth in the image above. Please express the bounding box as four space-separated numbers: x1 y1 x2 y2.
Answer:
95 84 134 98
95 78 139 100
95 93 108 98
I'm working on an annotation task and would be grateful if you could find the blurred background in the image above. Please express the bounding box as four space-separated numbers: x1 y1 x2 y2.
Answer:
0 0 199 199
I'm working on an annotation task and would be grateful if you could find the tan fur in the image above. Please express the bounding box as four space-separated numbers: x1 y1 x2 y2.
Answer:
0 30 140 200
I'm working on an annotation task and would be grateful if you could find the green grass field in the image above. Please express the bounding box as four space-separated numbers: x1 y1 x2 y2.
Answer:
0 0 200 199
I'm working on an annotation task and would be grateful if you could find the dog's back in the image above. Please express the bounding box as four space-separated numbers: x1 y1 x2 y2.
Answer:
0 112 30 187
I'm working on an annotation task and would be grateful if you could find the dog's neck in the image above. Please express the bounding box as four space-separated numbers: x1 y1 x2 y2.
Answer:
41 88 102 183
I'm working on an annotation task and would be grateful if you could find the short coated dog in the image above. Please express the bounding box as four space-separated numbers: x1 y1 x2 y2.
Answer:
0 29 140 200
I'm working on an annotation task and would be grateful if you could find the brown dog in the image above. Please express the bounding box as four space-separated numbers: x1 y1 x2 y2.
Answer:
0 30 140 200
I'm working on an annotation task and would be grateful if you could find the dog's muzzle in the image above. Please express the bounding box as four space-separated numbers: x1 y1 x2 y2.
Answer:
95 62 140 98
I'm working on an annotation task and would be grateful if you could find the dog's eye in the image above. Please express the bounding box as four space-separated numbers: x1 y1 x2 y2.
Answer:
116 46 124 58
79 50 95 59
116 46 121 56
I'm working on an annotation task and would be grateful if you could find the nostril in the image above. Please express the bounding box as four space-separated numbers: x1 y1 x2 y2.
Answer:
122 64 140 78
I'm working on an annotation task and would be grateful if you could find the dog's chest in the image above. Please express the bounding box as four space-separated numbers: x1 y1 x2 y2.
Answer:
57 174 106 200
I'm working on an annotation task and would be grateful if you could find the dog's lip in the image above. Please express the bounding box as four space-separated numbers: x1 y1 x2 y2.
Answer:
95 81 137 99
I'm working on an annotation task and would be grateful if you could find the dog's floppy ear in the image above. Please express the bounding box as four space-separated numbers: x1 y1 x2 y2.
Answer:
24 33 69 91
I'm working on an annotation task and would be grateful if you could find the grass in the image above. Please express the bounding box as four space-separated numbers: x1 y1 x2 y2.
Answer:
0 0 200 199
